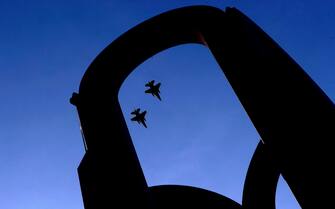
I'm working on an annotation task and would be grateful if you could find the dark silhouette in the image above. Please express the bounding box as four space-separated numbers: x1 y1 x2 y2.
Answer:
145 80 161 101
70 5 334 209
130 108 147 128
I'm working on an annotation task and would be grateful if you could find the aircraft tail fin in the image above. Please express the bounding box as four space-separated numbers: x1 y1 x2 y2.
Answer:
156 93 162 101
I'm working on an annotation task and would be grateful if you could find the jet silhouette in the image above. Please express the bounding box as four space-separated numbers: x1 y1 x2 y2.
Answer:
131 108 147 128
145 80 161 101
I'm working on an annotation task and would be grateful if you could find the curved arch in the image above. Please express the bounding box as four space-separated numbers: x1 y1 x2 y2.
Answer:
72 5 334 209
148 185 242 208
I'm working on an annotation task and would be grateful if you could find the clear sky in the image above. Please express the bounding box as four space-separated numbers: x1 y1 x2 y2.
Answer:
0 0 334 209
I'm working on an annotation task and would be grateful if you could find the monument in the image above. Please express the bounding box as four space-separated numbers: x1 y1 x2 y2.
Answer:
70 6 334 208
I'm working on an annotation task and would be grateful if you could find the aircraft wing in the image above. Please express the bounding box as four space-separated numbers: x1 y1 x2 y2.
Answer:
131 116 138 121
145 89 153 94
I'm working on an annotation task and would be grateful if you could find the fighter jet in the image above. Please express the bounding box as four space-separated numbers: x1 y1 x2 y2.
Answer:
145 80 161 101
131 108 147 128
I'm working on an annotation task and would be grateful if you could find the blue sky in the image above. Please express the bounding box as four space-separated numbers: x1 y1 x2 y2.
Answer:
0 1 334 209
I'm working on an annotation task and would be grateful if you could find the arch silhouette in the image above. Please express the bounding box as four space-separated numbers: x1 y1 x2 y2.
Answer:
71 5 334 209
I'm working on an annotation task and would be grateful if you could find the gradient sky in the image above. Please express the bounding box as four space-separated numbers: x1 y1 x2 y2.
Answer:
1 1 334 209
